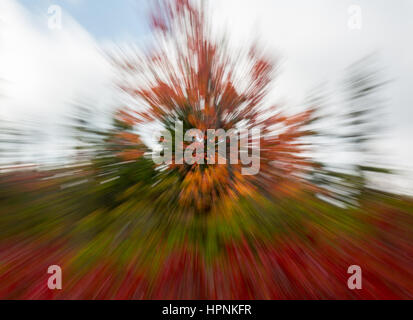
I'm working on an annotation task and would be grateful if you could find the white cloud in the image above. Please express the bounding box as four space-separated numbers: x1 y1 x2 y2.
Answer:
0 0 115 163
0 0 411 191
210 0 413 193
0 0 113 125
211 0 413 106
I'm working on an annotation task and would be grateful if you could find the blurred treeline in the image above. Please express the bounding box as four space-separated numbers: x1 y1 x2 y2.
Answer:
0 54 412 299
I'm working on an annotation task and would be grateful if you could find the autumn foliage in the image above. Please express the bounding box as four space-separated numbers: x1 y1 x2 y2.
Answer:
0 0 412 300
112 0 316 212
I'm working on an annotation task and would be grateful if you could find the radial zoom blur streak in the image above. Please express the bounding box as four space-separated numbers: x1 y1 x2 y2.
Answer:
0 0 412 299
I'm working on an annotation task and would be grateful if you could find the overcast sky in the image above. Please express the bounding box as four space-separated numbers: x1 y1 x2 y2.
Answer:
0 0 412 192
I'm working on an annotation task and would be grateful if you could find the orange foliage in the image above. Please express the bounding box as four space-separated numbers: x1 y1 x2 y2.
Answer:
112 0 316 212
